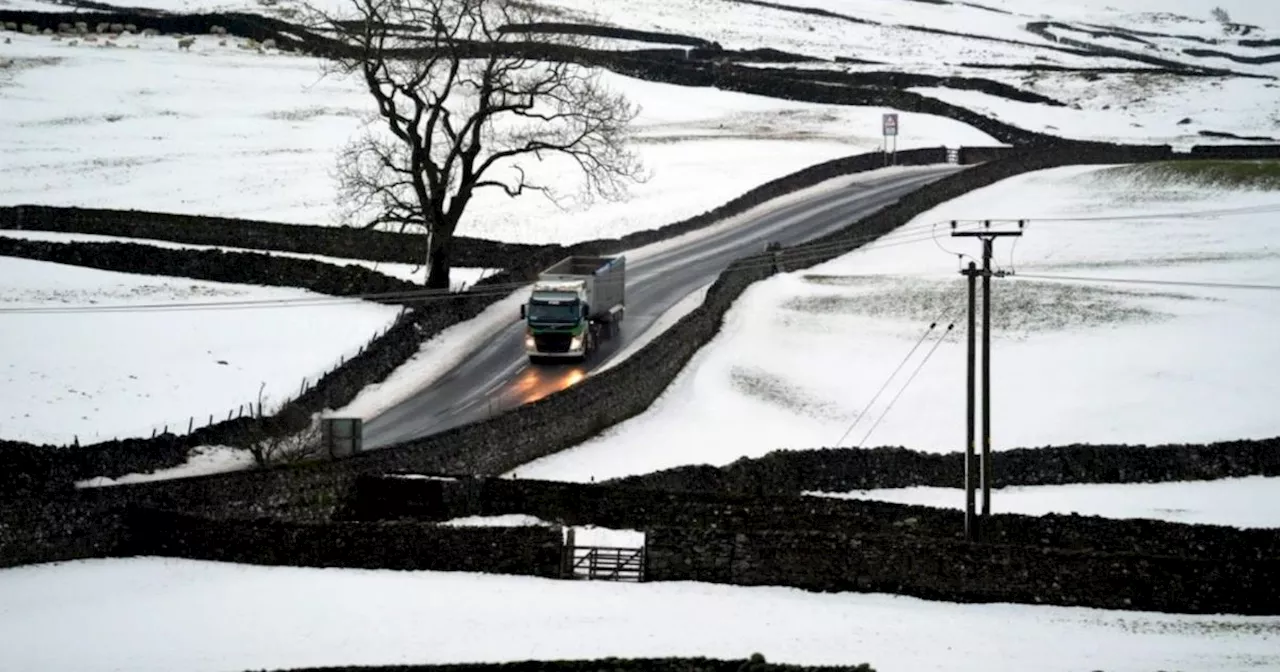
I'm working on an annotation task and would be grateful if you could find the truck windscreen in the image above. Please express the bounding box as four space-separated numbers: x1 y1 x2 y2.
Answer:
528 301 580 322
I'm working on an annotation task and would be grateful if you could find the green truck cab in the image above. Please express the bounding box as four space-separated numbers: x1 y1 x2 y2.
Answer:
520 255 626 364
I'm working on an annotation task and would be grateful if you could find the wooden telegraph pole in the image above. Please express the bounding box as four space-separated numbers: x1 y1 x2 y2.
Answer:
951 220 1024 540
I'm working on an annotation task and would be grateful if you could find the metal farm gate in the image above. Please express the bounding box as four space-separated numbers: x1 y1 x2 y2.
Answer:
561 528 646 582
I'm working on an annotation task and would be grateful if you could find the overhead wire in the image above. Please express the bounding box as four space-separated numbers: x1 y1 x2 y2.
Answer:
832 279 965 449
1010 273 1280 292
856 319 957 449
832 318 940 449
987 201 1280 223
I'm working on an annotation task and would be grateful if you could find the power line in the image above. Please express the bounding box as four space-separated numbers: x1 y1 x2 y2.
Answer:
1011 273 1280 292
975 201 1280 224
832 315 944 449
856 321 956 449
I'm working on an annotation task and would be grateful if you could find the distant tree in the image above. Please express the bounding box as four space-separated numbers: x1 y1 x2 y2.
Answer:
232 402 324 467
306 0 646 288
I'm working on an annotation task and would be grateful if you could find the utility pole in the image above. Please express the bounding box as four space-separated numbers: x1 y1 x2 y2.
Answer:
952 220 1024 536
963 261 977 541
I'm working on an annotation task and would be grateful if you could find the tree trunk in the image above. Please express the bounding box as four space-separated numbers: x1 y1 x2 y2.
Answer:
425 228 452 290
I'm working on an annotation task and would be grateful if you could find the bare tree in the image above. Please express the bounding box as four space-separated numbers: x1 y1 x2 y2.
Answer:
307 0 647 288
231 402 325 467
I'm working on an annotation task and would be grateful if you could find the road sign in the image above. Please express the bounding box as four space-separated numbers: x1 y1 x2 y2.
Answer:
882 113 899 137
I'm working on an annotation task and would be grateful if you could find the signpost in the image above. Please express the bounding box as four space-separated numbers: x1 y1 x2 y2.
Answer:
321 417 363 458
882 113 899 166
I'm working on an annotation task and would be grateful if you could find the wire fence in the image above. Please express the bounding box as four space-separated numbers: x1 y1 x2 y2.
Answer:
78 310 408 446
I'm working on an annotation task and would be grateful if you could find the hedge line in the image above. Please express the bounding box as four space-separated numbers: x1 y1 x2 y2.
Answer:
606 439 1280 495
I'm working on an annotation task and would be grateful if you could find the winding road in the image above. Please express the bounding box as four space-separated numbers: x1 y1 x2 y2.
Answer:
362 164 966 449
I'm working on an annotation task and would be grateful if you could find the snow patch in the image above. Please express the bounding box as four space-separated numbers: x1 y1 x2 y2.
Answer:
0 557 1275 672
74 445 256 488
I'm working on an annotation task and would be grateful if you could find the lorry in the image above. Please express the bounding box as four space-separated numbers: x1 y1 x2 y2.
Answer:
520 254 626 364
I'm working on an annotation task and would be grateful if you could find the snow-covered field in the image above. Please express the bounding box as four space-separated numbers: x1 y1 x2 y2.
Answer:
0 230 499 288
520 0 1280 144
812 475 1280 529
580 0 1280 144
516 163 1280 482
0 30 991 244
0 256 401 445
6 0 1278 249
1 556 1276 672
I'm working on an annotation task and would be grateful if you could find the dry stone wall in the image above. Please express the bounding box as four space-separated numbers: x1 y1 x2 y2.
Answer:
645 526 1280 615
607 439 1280 494
0 204 544 267
122 506 563 575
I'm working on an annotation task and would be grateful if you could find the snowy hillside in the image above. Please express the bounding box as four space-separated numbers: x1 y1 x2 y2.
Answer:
0 256 400 445
0 30 991 243
5 0 1280 242
1 556 1277 672
515 162 1280 482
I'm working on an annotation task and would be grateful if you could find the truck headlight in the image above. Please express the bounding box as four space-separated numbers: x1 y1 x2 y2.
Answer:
524 335 536 350
570 335 583 350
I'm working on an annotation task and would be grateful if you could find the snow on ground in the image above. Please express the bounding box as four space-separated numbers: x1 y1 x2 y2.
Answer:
0 31 991 244
810 475 1280 529
530 0 1280 142
75 445 255 488
439 514 646 547
337 166 941 422
439 513 554 528
332 287 528 421
0 256 401 445
594 282 710 376
976 0 1280 33
7 0 1280 157
515 163 1280 483
0 230 499 289
910 77 1280 147
0 557 1276 672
